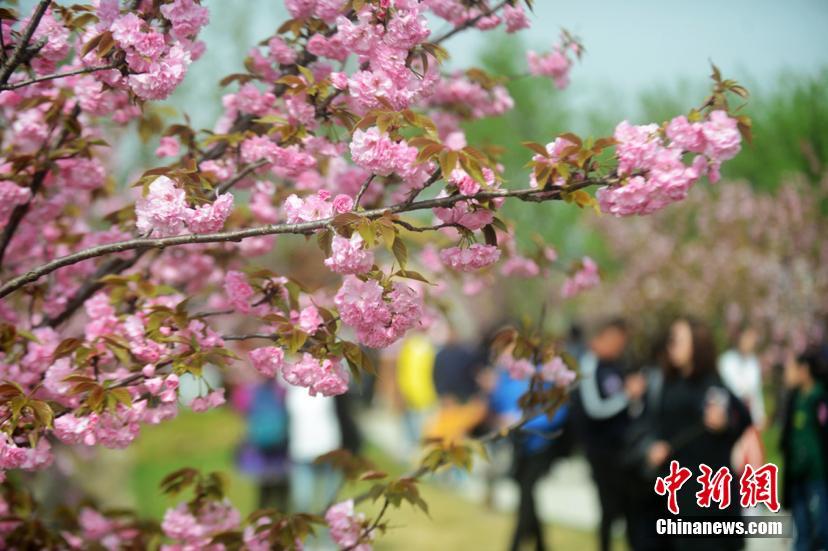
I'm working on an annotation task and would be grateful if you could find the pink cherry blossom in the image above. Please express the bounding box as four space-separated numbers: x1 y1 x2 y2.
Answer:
324 234 375 274
439 244 500 272
249 346 286 378
325 500 371 551
561 257 600 298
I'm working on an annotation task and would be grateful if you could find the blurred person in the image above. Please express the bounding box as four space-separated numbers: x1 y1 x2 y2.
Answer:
780 348 828 551
718 325 767 476
719 325 766 429
425 330 490 445
489 366 570 551
396 333 438 452
640 318 751 551
286 385 342 513
573 318 631 551
232 381 291 510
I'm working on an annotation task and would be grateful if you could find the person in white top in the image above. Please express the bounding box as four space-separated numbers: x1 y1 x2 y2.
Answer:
718 325 766 429
285 385 342 512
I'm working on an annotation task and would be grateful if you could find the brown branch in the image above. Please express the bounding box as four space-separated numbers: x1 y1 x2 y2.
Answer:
0 0 52 86
353 175 375 208
214 159 268 195
431 0 510 45
0 178 602 299
0 104 82 269
0 63 121 91
404 170 441 205
41 253 144 328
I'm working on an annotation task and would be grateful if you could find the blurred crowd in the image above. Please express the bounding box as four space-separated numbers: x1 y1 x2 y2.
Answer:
229 315 828 551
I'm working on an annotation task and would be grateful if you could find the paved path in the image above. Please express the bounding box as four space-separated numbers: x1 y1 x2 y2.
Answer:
362 410 788 550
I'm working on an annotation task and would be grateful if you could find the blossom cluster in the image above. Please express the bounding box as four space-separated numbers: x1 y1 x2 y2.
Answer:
597 110 742 216
135 176 234 237
439 243 501 272
334 276 423 348
325 499 372 551
250 347 350 397
161 499 241 549
561 257 601 298
500 351 576 386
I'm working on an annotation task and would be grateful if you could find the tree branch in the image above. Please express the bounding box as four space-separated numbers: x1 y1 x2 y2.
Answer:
214 160 268 196
0 63 121 91
431 0 510 45
0 178 602 299
0 104 82 269
353 175 375 208
0 0 52 86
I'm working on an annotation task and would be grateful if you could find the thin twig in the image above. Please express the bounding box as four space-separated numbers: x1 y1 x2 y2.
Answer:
214 160 268 196
0 0 51 85
0 178 602 299
431 0 509 45
353 175 375 208
0 63 120 91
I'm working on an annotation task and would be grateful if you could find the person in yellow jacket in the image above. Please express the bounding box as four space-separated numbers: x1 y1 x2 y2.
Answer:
396 333 438 450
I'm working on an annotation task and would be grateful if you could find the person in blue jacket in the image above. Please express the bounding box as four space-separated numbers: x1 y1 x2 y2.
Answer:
490 368 570 551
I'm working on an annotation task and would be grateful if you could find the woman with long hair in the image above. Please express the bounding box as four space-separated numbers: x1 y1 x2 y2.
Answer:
627 317 751 551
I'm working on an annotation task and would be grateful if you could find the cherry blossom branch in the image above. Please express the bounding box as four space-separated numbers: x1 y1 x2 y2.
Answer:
0 178 603 299
0 104 81 269
345 498 390 551
0 62 121 91
214 160 268 196
0 0 52 85
431 0 510 45
353 175 376 207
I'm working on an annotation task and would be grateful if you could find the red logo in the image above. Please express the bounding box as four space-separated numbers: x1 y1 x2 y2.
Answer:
695 464 732 509
654 461 779 514
739 463 780 512
654 460 693 515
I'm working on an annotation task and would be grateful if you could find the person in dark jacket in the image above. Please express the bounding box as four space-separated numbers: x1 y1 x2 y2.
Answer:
573 318 632 551
631 317 751 551
780 348 828 551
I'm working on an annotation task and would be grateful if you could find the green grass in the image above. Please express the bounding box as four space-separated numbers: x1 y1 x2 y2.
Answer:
129 408 256 518
127 408 603 549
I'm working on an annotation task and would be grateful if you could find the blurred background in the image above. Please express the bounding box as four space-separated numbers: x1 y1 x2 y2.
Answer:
39 0 828 549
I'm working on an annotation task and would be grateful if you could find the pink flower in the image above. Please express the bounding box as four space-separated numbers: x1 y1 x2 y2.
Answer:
501 353 535 380
527 47 572 89
135 176 190 236
283 353 350 396
190 388 225 412
502 4 530 32
325 500 371 550
284 190 335 223
296 305 324 334
433 201 494 231
249 347 285 378
0 180 31 226
187 194 234 233
701 110 741 162
324 234 375 274
334 276 422 348
155 136 181 158
332 194 354 213
268 36 297 65
224 270 255 313
160 0 210 40
439 244 500 272
499 256 540 278
350 128 416 177
541 356 576 387
561 257 600 298
128 44 192 101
